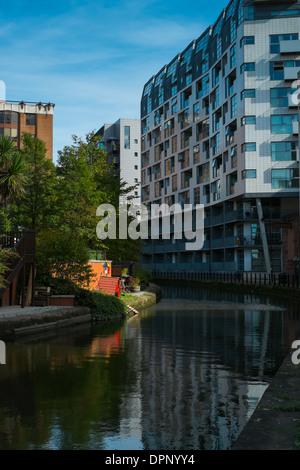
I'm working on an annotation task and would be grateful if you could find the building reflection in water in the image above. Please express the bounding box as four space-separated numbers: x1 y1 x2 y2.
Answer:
0 290 299 450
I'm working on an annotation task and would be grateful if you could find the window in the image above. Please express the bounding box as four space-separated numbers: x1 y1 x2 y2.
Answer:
240 36 255 47
241 116 256 126
271 114 298 133
240 62 255 73
231 95 237 118
271 168 299 188
193 145 200 164
242 142 256 152
197 75 209 98
171 97 177 114
186 73 192 85
0 127 18 141
0 111 18 125
193 102 200 122
26 114 36 126
270 61 284 80
217 36 222 59
270 88 289 107
134 165 138 170
124 126 130 149
202 52 209 73
172 135 177 153
147 97 152 114
172 84 177 96
242 169 257 179
244 6 254 20
134 178 138 183
134 152 138 156
134 139 138 144
271 141 298 161
231 146 237 168
230 45 236 68
194 187 201 205
270 33 298 54
271 10 300 17
230 19 236 42
241 89 255 99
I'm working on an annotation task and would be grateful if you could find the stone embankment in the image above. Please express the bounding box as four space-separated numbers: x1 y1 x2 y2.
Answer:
123 283 162 311
0 283 162 338
0 305 91 339
232 351 300 450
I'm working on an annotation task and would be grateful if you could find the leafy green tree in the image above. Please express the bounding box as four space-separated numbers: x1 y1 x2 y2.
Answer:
9 133 57 233
36 229 93 284
55 133 141 261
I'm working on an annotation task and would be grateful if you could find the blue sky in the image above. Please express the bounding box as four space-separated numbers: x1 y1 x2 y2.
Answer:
2 0 228 162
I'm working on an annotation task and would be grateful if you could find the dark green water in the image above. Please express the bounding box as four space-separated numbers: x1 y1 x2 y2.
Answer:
0 287 300 450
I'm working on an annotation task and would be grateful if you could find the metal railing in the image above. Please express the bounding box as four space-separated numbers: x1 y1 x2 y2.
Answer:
151 270 300 288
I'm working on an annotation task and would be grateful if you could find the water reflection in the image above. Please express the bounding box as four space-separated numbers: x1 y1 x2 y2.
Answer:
0 289 299 450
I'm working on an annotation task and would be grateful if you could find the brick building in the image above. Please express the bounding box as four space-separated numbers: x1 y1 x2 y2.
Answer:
0 100 55 160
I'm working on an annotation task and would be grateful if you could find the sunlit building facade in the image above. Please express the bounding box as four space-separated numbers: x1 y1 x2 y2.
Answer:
96 119 141 201
140 0 300 274
0 101 55 160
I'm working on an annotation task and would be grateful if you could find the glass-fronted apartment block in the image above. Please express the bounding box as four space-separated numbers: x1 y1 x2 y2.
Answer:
140 0 300 274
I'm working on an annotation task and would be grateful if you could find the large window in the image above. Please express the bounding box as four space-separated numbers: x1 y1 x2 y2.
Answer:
270 88 289 107
271 114 298 133
271 168 299 188
0 111 18 125
270 33 298 53
271 141 298 161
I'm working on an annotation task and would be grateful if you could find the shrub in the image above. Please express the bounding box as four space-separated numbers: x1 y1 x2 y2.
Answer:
35 273 127 319
74 288 127 319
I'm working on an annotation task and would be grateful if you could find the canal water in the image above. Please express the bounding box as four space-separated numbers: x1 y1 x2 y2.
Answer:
0 285 300 450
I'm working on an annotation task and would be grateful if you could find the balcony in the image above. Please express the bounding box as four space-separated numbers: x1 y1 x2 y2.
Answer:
280 40 300 55
293 120 299 134
284 67 300 81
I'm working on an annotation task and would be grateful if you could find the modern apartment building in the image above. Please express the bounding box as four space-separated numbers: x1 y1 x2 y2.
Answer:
96 118 141 201
0 101 55 160
140 0 300 274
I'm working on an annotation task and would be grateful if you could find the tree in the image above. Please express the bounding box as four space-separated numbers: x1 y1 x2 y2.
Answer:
8 133 57 233
36 229 93 285
0 136 28 233
55 133 141 261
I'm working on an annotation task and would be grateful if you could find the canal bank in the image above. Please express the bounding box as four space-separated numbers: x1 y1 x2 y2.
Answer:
0 283 162 339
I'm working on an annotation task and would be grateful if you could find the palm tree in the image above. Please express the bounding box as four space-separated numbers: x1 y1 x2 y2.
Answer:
0 136 28 232
0 151 28 203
